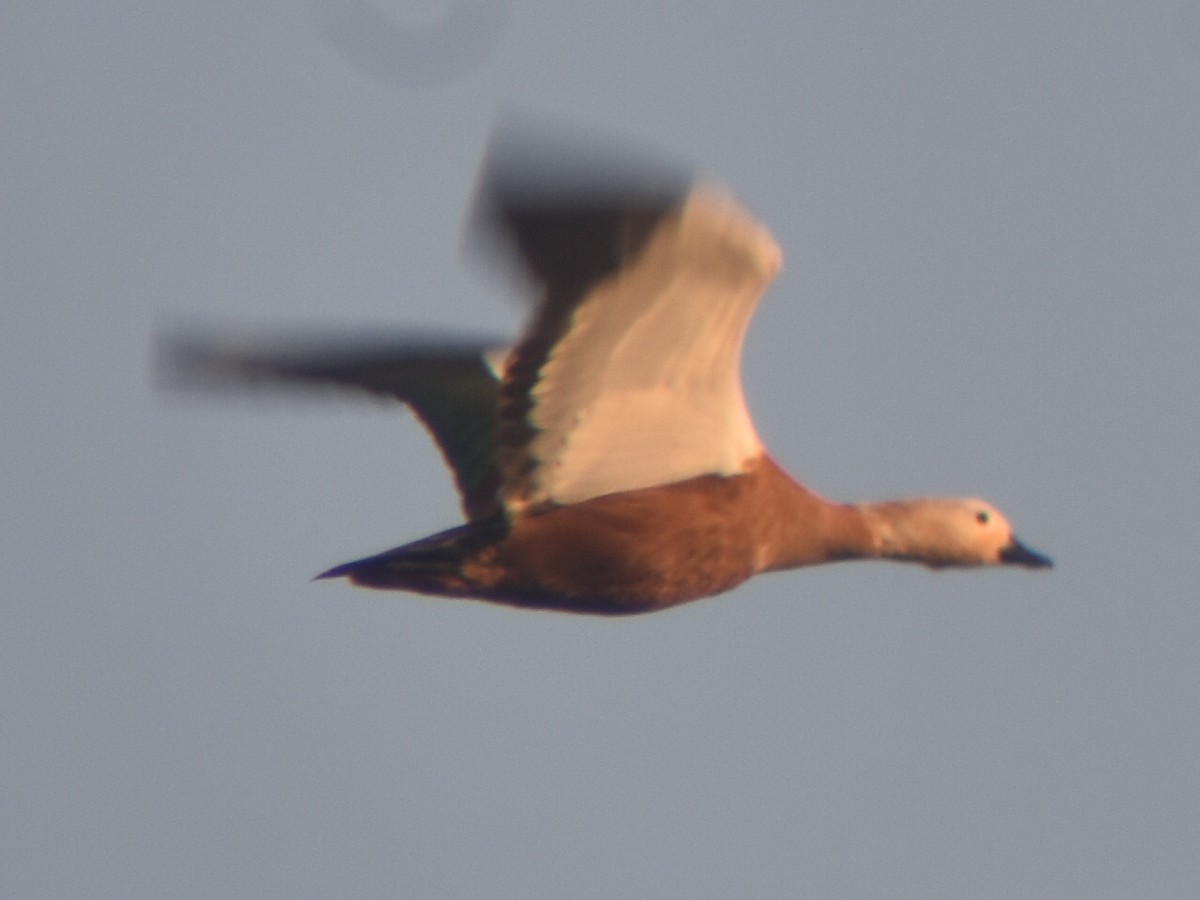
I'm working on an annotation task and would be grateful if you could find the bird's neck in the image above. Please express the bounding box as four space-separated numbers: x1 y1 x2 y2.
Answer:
753 458 879 570
756 461 959 570
851 499 951 566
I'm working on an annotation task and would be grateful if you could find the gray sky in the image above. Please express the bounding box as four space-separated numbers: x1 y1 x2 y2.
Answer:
3 2 1198 897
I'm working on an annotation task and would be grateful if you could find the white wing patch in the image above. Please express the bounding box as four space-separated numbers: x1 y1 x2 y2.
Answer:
506 184 782 510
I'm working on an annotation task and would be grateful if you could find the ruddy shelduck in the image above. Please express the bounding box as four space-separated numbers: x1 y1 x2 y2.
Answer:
163 128 1051 614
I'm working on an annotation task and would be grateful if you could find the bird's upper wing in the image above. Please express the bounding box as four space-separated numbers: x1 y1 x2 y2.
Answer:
159 125 782 520
158 330 505 520
479 162 783 513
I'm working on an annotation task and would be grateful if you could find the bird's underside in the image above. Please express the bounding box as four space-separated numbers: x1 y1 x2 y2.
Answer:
317 457 842 615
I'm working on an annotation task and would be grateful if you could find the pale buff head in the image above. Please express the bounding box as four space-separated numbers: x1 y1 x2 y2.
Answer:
863 497 1053 569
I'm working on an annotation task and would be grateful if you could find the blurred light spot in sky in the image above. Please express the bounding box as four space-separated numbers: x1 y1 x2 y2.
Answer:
313 0 512 88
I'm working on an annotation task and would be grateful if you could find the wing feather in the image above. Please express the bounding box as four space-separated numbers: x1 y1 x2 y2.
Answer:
484 180 782 511
158 330 504 519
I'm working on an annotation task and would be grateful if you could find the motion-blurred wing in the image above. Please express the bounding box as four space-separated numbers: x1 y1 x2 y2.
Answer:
158 331 504 520
477 158 782 512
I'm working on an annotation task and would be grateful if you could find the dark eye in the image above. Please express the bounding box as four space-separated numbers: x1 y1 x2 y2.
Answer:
975 510 990 525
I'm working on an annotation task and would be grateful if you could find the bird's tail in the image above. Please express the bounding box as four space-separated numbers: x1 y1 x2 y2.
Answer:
315 516 507 593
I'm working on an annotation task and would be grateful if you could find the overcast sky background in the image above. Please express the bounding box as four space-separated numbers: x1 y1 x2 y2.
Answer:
3 2 1198 897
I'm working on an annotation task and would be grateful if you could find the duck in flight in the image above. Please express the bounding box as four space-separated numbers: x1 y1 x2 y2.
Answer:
163 126 1051 614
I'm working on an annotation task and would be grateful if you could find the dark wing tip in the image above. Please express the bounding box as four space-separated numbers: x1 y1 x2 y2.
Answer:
155 325 507 520
467 117 694 291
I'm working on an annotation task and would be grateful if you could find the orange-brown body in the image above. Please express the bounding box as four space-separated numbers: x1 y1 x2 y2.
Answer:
333 458 872 614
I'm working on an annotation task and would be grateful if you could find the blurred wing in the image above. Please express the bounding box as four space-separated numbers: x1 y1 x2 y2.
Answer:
158 330 505 520
480 174 782 512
